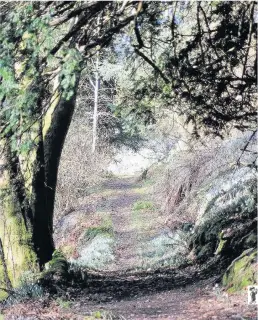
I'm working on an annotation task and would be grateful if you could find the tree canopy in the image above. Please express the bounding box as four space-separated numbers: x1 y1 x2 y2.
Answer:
0 1 256 146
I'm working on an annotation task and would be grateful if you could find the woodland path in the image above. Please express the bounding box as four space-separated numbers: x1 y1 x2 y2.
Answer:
50 176 258 320
72 277 257 320
54 175 168 272
3 273 256 319
2 176 257 319
99 177 165 271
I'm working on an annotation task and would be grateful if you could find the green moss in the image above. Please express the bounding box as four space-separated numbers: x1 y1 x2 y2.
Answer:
45 250 68 276
131 186 150 195
222 248 257 293
56 297 72 309
0 290 8 301
92 311 102 319
215 232 227 255
42 77 61 139
61 245 75 258
0 187 38 289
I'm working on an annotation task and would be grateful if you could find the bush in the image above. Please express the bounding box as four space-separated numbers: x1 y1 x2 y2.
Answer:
70 235 115 270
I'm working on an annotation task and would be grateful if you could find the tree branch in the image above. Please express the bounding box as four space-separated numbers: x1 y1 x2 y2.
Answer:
236 129 257 166
49 1 100 27
134 48 170 84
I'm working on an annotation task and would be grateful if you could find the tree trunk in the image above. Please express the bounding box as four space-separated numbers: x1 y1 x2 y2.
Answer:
0 237 12 292
0 73 80 288
92 63 100 154
92 16 100 154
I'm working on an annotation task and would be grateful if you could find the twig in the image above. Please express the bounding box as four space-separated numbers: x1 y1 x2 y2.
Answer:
236 130 257 166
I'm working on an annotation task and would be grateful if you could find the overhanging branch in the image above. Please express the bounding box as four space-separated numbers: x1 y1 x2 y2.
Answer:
134 48 170 84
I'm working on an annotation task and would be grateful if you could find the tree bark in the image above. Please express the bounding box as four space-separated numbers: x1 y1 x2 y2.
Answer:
0 72 80 288
92 60 100 154
32 75 80 266
0 237 12 291
92 16 100 154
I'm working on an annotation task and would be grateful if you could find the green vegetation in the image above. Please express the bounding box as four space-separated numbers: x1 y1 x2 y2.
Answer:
132 200 155 211
56 298 72 309
85 310 123 320
84 226 114 242
84 214 114 241
92 311 102 319
43 250 68 280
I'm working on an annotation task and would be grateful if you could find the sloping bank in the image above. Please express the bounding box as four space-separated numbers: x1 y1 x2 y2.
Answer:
189 166 257 292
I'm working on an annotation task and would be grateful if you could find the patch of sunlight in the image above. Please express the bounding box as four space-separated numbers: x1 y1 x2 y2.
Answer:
137 231 189 270
71 234 115 269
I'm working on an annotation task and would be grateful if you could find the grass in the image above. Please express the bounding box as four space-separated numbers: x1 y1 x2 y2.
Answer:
141 177 155 187
132 200 155 211
84 214 114 241
131 185 150 195
84 310 126 320
56 298 72 309
84 226 113 241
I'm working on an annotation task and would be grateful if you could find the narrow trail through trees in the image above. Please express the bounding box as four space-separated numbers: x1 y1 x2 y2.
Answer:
102 177 161 271
52 176 257 320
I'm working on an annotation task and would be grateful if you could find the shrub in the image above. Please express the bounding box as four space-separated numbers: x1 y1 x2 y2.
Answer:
70 235 115 270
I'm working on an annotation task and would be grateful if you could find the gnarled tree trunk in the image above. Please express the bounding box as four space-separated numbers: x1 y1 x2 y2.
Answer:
0 73 80 289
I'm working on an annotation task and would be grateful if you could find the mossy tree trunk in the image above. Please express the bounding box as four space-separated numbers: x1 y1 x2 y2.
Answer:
0 74 79 287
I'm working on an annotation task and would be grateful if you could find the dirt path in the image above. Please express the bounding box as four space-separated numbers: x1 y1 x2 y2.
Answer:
96 177 166 271
3 275 256 320
46 176 258 320
102 177 142 271
74 279 257 320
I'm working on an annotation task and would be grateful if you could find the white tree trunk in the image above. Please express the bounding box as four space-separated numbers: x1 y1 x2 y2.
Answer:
92 57 99 154
92 17 100 154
